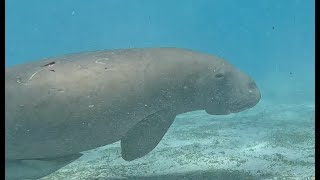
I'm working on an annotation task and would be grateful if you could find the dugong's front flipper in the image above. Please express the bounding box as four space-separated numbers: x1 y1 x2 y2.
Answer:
5 153 82 180
121 109 176 161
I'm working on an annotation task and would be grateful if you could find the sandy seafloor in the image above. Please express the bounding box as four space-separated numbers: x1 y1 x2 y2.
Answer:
40 99 315 180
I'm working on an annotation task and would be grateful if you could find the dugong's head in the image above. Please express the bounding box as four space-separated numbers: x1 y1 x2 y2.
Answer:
195 58 261 115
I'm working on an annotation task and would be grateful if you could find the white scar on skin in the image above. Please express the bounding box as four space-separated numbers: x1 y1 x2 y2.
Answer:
95 58 110 65
17 63 56 85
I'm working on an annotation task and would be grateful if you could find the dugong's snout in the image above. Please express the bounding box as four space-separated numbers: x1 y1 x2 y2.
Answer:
202 65 261 115
235 78 261 111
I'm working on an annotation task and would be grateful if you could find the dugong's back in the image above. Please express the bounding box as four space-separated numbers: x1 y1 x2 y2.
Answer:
5 47 212 159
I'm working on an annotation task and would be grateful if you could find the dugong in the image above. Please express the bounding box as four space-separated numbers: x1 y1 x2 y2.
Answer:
5 47 261 179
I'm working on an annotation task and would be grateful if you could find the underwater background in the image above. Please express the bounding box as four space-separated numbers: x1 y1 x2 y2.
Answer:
5 0 315 179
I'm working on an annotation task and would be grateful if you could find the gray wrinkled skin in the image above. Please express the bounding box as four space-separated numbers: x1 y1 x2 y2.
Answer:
5 47 261 179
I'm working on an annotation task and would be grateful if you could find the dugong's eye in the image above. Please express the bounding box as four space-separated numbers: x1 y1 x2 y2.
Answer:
215 73 224 78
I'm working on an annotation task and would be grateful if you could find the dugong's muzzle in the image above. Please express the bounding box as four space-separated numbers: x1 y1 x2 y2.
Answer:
205 76 261 115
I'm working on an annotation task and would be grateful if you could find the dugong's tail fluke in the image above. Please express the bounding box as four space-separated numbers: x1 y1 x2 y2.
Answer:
5 153 82 180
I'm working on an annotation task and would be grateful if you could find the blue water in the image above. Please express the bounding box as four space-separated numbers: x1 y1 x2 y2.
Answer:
5 0 315 179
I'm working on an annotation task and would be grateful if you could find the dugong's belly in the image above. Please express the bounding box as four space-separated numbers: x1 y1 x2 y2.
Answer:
5 93 162 159
5 64 165 159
